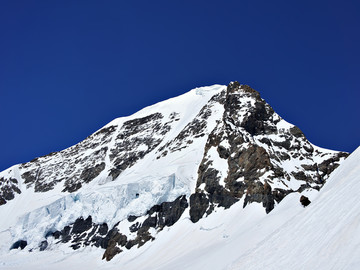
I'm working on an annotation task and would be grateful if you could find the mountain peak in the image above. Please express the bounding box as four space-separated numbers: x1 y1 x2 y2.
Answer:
0 82 349 265
227 81 261 98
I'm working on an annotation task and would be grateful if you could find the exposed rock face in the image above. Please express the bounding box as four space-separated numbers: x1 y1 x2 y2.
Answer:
0 177 21 205
157 92 225 159
10 240 27 250
189 82 348 221
63 160 106 193
2 113 175 201
109 113 173 179
300 195 311 207
189 192 212 223
20 126 115 193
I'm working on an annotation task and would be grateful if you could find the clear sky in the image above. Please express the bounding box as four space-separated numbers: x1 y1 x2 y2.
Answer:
0 0 359 171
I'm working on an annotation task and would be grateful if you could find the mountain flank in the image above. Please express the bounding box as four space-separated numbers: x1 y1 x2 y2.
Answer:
0 82 348 263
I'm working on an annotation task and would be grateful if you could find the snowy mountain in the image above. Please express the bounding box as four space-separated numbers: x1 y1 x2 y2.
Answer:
0 82 353 269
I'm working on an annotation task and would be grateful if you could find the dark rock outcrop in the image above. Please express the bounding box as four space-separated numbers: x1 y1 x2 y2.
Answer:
189 192 210 223
39 240 48 251
10 240 27 250
189 82 348 222
72 216 93 234
102 228 128 261
0 177 21 205
300 195 311 207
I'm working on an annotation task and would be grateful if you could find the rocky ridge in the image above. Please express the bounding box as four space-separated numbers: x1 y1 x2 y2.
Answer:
189 82 347 221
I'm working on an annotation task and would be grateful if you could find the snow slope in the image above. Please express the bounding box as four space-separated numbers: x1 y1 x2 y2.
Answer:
231 145 360 270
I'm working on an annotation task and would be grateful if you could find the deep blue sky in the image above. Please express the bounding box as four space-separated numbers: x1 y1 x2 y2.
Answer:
0 0 359 171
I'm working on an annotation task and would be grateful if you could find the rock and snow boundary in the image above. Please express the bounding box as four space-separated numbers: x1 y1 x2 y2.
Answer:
0 82 353 269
